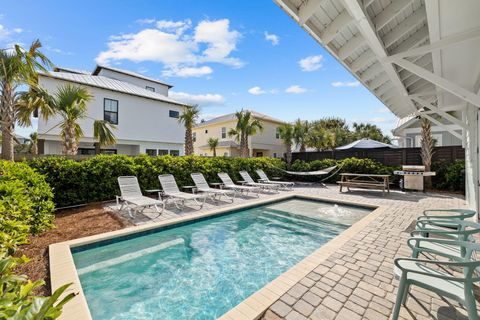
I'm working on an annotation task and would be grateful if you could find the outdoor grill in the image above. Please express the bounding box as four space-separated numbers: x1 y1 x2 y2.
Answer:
394 165 436 192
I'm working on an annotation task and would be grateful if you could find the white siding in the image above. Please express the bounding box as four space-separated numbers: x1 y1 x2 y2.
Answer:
38 76 185 155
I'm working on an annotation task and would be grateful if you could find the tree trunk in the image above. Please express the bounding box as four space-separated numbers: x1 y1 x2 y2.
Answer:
239 133 247 158
62 124 79 155
184 125 193 155
285 143 292 166
94 142 100 155
0 83 15 161
420 119 434 190
213 148 216 157
299 143 306 153
31 142 38 155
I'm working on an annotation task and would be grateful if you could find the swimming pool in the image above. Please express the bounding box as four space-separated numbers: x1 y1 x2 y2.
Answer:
72 198 372 319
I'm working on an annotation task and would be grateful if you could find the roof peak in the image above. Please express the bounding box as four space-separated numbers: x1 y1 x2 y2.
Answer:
92 65 173 88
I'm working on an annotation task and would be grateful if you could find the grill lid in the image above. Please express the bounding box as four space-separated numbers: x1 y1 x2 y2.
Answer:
402 165 426 172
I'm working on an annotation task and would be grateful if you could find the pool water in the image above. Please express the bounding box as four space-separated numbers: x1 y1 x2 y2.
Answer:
72 198 371 320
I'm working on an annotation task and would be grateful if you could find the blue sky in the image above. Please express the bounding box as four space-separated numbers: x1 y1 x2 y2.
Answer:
1 0 396 138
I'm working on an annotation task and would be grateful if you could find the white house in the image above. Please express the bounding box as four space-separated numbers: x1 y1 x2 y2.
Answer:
37 65 189 156
393 115 462 147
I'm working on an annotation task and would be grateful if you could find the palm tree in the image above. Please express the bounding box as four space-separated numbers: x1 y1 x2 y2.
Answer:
293 119 309 152
228 109 263 157
306 125 335 151
207 137 219 157
420 118 435 190
278 123 294 166
29 132 38 155
35 84 116 155
352 122 391 143
0 40 52 160
178 104 200 155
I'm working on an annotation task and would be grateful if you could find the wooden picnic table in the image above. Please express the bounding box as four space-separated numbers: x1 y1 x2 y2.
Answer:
338 173 390 195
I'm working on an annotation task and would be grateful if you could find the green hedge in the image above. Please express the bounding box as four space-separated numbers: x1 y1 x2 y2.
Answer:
29 155 286 207
0 161 55 252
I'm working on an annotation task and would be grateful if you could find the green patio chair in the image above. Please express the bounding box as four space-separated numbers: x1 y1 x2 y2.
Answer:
419 209 476 221
408 237 467 260
393 240 480 320
415 219 480 242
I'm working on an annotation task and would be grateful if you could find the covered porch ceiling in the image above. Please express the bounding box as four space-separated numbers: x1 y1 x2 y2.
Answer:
274 0 480 136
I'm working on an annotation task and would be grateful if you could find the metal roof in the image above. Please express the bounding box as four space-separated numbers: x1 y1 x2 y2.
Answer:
196 110 285 128
274 0 480 122
93 65 173 88
53 67 91 75
39 71 190 107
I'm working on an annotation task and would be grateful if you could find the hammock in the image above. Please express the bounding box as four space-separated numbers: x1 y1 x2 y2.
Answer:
282 165 338 176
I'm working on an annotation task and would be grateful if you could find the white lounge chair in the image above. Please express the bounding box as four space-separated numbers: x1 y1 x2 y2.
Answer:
256 169 294 190
116 176 164 218
218 172 260 197
239 171 279 192
158 174 206 210
191 173 235 203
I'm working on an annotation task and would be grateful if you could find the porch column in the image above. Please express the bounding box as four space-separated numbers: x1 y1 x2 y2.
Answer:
464 105 478 212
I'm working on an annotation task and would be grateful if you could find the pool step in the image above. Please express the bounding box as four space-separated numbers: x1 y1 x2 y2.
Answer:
77 238 184 275
256 216 322 236
261 210 329 229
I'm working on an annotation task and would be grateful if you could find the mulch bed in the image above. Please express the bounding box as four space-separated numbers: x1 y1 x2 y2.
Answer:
14 203 132 296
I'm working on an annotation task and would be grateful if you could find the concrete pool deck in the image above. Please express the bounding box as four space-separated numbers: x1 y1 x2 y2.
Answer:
51 184 471 320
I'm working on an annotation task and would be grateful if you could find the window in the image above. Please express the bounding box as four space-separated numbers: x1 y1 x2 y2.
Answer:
158 149 169 156
221 127 226 139
170 150 180 156
104 99 118 124
145 86 155 92
146 149 157 156
273 153 277 158
78 148 117 155
275 127 280 139
192 132 196 142
169 110 180 118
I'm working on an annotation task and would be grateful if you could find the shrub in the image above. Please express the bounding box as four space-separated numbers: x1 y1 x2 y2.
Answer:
29 155 286 207
0 161 55 251
432 160 465 192
0 252 74 319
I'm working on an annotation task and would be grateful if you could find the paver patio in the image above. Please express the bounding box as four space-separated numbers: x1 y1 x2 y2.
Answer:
109 184 471 320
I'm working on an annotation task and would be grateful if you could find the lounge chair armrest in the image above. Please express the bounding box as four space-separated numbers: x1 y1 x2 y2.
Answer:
423 209 476 219
394 258 477 282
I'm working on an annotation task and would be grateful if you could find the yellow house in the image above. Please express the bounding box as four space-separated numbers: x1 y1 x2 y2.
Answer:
193 111 286 158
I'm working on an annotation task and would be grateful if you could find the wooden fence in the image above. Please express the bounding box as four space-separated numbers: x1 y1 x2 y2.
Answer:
292 146 465 166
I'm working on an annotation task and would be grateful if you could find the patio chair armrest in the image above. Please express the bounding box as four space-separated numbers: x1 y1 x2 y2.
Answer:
410 230 458 239
394 258 476 282
423 209 476 219
407 237 472 260
416 219 463 230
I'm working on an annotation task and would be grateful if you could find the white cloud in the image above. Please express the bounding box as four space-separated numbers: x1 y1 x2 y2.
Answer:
285 85 307 94
299 55 323 72
169 91 225 106
0 24 22 40
194 19 243 68
96 18 243 77
331 81 361 87
136 18 156 25
248 86 266 95
248 86 278 95
163 65 213 78
264 32 279 45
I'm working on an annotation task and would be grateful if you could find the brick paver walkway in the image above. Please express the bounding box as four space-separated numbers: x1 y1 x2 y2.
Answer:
260 186 469 320
110 183 470 320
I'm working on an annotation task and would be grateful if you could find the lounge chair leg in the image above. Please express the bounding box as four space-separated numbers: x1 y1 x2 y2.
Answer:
392 277 408 320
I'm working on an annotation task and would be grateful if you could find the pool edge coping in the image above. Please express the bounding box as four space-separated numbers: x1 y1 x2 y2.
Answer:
49 193 384 320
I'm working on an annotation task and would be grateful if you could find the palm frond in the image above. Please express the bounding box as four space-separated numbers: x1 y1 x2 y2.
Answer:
93 120 117 147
